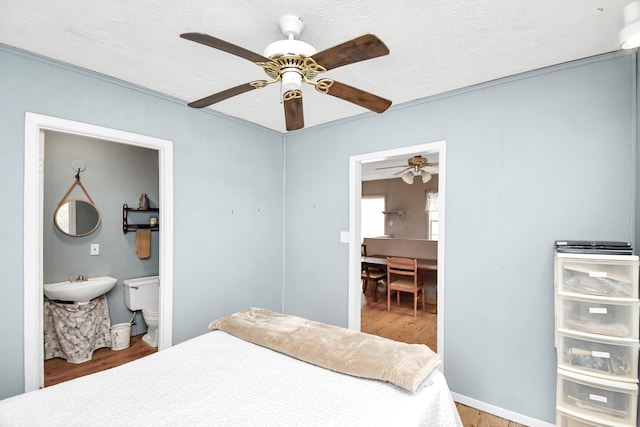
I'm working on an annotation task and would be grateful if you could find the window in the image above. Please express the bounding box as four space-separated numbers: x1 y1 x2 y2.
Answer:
425 191 439 241
361 196 385 239
428 211 439 240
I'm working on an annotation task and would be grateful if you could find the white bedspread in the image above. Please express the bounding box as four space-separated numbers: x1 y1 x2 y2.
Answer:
0 331 462 426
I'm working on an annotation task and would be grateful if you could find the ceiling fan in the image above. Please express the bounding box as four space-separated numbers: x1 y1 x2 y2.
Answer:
376 155 439 184
180 15 392 131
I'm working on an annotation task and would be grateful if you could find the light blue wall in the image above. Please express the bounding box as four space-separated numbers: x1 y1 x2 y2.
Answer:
0 45 284 399
283 52 637 423
44 132 160 335
1 42 637 424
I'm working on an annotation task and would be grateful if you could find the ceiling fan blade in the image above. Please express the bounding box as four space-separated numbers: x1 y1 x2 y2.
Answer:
188 83 259 108
375 165 406 170
180 32 270 63
284 91 304 131
324 80 392 113
311 34 389 71
393 168 411 176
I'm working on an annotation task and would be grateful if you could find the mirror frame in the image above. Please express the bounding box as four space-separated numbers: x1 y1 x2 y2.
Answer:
54 198 101 237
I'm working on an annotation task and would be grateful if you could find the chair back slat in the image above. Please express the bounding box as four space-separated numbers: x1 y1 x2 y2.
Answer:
387 257 417 276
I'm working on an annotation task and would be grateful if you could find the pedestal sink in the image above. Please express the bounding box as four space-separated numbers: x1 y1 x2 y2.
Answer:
44 276 117 304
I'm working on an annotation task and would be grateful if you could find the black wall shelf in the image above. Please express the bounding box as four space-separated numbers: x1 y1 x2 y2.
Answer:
123 203 159 234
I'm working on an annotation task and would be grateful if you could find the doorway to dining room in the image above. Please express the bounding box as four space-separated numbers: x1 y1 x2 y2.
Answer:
348 141 445 357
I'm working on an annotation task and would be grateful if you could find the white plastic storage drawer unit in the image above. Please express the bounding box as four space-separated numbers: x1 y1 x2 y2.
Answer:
556 408 632 427
557 409 623 427
556 293 640 339
556 369 638 426
556 330 639 382
555 254 639 298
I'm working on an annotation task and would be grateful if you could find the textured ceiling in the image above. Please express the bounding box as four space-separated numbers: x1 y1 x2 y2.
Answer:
0 0 630 133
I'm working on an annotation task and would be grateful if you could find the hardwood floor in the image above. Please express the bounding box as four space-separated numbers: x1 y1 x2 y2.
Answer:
361 286 438 350
44 334 156 387
361 287 527 427
455 403 528 427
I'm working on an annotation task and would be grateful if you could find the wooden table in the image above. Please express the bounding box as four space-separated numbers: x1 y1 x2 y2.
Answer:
361 255 437 273
361 256 437 304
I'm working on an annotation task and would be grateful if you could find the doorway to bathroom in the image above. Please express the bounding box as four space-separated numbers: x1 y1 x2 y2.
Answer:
23 113 174 392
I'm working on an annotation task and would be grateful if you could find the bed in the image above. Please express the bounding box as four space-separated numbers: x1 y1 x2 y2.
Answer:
0 308 462 426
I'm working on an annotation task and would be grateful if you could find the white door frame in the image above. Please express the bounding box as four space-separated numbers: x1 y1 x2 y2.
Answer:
23 112 174 392
348 141 446 360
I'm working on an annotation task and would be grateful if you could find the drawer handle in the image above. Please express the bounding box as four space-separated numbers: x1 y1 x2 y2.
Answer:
592 351 610 359
589 393 608 403
589 307 608 314
588 271 607 278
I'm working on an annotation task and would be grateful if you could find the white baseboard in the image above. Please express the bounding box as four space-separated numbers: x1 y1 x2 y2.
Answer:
451 392 555 427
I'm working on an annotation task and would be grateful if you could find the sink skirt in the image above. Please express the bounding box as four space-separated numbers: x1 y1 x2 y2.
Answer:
44 295 112 363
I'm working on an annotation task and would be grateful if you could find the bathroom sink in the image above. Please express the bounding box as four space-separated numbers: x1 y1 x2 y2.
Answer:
44 276 117 304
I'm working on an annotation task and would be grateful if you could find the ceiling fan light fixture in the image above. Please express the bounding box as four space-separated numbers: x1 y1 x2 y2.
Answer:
620 1 640 49
421 170 432 183
281 70 303 94
401 171 414 184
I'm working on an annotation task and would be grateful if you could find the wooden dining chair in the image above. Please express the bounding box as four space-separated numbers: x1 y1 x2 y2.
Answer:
386 257 425 317
361 244 386 301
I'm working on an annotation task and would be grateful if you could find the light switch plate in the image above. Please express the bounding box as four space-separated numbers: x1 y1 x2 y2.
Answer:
90 243 99 256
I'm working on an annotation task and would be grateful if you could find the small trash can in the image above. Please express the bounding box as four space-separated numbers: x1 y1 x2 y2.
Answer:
111 323 132 350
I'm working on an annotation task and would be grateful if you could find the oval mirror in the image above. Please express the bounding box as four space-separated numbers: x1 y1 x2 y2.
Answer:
54 199 101 237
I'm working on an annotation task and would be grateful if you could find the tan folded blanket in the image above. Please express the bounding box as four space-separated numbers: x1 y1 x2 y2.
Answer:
209 307 441 392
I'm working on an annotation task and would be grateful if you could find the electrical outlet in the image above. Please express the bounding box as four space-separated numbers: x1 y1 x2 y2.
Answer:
90 244 99 256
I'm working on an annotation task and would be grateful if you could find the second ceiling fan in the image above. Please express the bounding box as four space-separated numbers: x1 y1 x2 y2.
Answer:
180 15 392 131
376 155 439 184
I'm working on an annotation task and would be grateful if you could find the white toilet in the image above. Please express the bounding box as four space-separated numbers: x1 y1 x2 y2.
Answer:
123 275 159 348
